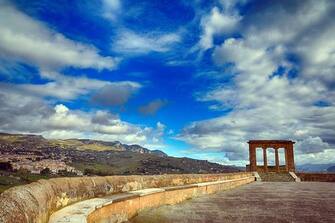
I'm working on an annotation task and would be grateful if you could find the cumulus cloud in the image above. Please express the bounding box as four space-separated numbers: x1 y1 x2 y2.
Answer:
0 1 117 72
199 7 241 49
20 75 108 100
0 0 162 149
113 30 181 54
242 0 330 47
180 0 335 165
295 23 335 86
44 104 139 138
138 99 168 115
45 105 164 146
0 88 165 148
212 38 279 77
0 1 138 107
295 137 331 154
0 73 142 106
91 110 119 125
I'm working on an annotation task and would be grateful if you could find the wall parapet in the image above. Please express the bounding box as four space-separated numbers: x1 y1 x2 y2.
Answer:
0 172 253 223
50 175 255 223
297 173 335 182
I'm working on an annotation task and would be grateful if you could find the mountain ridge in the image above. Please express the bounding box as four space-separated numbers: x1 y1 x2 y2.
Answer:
0 132 167 157
0 132 239 175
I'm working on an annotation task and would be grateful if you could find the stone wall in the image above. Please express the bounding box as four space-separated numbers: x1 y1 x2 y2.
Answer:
246 165 288 173
297 173 335 182
86 176 254 223
0 172 252 223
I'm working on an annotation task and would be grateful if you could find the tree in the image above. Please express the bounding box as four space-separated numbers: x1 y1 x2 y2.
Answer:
58 169 77 177
40 168 51 175
0 162 13 171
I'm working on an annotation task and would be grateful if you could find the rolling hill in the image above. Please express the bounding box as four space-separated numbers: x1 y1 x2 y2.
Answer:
0 132 239 175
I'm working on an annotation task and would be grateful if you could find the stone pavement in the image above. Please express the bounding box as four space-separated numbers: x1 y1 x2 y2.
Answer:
130 182 335 223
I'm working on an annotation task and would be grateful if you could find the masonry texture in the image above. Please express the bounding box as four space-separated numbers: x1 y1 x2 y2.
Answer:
247 140 295 172
297 173 335 182
85 176 254 223
0 173 251 223
131 182 335 223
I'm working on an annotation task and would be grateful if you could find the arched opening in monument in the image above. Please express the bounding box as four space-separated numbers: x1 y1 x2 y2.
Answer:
256 147 264 166
267 148 275 166
266 148 277 172
279 147 286 166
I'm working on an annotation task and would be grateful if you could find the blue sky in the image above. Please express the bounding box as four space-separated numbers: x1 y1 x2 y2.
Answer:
0 0 335 166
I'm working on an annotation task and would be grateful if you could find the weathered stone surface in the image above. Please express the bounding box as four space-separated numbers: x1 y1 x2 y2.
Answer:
247 140 295 172
131 182 335 223
258 172 294 181
86 176 254 223
0 173 252 223
297 173 335 182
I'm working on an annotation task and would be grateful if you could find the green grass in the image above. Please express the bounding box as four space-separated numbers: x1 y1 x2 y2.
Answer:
0 175 24 193
48 139 122 151
72 162 115 175
0 171 53 194
0 175 22 185
19 174 50 182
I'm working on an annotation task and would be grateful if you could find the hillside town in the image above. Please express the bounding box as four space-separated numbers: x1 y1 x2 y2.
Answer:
0 133 236 179
0 147 83 176
0 153 82 175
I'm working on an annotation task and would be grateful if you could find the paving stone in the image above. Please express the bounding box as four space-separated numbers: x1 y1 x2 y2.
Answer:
131 182 335 223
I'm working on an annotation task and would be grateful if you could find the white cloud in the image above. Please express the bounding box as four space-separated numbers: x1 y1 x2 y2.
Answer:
0 1 156 148
102 0 121 21
44 109 166 148
0 88 165 148
295 136 330 154
47 104 91 130
295 25 335 86
20 75 108 100
0 1 117 71
199 7 241 49
181 0 335 165
113 30 181 54
243 0 329 48
0 72 141 104
297 149 335 165
212 38 281 90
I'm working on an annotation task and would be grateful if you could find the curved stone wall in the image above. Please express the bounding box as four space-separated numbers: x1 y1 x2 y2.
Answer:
0 173 252 223
86 176 255 223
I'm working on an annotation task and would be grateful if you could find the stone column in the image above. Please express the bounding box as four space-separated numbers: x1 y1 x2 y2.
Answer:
284 146 289 171
275 147 280 173
286 143 295 172
263 147 268 172
290 144 295 172
249 144 257 171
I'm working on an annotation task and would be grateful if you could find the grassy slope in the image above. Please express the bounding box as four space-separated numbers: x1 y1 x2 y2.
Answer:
0 133 240 193
0 133 123 151
48 139 123 151
0 171 51 193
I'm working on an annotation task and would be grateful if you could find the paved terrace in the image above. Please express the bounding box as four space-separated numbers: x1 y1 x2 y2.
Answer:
131 182 335 223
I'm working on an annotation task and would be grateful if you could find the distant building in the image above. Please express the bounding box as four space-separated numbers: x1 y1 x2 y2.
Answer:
0 153 82 176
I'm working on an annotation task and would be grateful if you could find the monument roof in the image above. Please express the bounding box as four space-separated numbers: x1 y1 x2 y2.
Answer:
248 140 295 144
